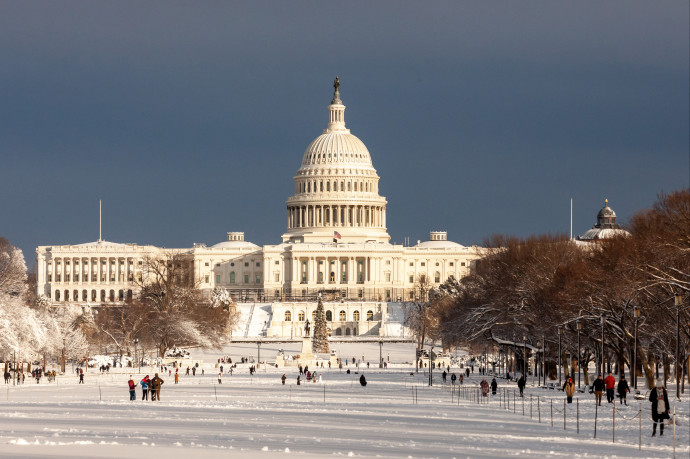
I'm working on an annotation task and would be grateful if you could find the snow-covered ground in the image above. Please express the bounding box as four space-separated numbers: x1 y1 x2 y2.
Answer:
1 343 688 458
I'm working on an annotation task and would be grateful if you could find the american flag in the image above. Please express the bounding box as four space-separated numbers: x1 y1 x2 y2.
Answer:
333 231 341 239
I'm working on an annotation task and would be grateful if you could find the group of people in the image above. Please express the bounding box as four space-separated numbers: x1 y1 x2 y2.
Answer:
127 374 164 401
591 372 630 406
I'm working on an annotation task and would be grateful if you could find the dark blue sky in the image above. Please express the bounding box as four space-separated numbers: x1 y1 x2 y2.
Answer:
1 1 688 266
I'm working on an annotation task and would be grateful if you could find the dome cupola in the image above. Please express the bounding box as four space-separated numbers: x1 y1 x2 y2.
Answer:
283 78 390 244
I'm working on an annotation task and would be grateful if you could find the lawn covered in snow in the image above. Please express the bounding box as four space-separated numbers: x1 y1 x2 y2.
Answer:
1 342 688 458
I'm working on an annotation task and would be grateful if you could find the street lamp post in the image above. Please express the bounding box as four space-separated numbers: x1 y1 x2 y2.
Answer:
134 338 139 373
542 336 546 386
523 335 527 382
257 339 262 368
599 316 604 375
675 294 683 399
61 338 66 374
575 320 582 387
633 306 640 389
379 340 383 368
557 326 562 387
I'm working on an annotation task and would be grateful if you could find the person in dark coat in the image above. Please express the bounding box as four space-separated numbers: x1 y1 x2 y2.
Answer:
490 378 498 395
281 374 286 385
140 376 150 400
450 373 457 385
442 371 447 383
359 375 367 387
617 376 630 405
517 375 526 397
150 373 164 401
649 381 670 437
79 368 84 384
592 374 605 406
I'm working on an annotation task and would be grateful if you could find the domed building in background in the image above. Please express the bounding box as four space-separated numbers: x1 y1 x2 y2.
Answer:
577 199 630 242
34 80 482 339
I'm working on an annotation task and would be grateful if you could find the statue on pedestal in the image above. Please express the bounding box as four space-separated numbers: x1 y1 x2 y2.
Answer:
304 319 310 337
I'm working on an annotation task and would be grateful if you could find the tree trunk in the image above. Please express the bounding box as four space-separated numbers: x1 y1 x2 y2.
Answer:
639 347 655 389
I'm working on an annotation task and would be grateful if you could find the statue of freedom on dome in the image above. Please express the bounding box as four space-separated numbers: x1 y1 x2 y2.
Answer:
333 76 340 91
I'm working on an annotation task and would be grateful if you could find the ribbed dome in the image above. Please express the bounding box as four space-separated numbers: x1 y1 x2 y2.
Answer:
301 132 372 166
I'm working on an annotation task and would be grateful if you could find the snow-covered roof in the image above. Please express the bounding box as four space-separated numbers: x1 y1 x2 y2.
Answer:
72 240 126 248
211 240 260 249
577 228 630 241
414 240 466 249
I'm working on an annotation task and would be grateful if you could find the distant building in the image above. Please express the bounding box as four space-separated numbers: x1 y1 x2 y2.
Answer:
577 199 630 242
35 80 481 338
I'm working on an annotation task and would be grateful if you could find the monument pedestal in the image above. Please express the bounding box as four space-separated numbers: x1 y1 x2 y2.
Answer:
300 337 314 359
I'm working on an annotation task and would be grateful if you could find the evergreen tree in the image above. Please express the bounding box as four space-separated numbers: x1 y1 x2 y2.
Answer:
312 296 329 353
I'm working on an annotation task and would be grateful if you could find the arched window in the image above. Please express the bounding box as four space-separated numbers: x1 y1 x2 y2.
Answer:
92 290 97 301
308 182 311 192
64 290 69 301
285 311 292 322
101 290 106 302
366 310 374 321
127 290 133 301
230 272 235 283
335 328 342 336
73 290 78 301
55 290 60 301
348 182 351 191
345 328 351 336
339 310 346 321
82 290 87 301
118 290 124 301
109 290 115 302
320 181 323 192
326 310 333 321
354 182 358 192
312 310 317 321
327 182 330 191
353 310 360 321
333 181 337 191
435 271 441 283
298 311 305 321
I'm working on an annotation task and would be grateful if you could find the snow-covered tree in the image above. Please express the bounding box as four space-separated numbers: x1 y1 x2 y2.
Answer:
0 237 48 360
312 296 329 353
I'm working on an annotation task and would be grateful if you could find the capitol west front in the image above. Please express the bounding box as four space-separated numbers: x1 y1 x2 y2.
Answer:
35 82 481 339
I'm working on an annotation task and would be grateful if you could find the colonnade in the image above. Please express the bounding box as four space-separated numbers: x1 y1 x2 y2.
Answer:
287 204 386 229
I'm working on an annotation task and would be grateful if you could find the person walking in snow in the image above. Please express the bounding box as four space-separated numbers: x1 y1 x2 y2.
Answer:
517 375 526 397
3 370 10 384
174 371 179 384
442 370 447 383
218 372 222 384
592 374 604 406
281 374 286 385
480 379 489 397
604 372 616 403
563 378 575 404
617 375 630 405
150 373 164 401
79 368 84 384
359 374 367 387
649 381 670 437
490 377 498 395
451 373 457 385
127 375 137 401
140 376 150 400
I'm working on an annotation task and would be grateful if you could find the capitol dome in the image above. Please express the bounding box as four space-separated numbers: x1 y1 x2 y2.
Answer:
282 78 390 244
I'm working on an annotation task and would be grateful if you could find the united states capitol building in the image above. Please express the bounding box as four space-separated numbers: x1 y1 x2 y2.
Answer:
35 80 482 339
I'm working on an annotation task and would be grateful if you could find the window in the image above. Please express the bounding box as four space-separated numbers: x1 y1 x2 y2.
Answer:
335 328 342 336
215 275 221 284
312 311 317 321
244 262 249 267
385 272 391 282
339 310 346 321
256 262 260 267
420 274 426 283
449 262 454 266
230 272 235 283
230 262 235 267
274 273 280 282
205 263 209 267
386 260 391 265
421 262 425 267
298 311 305 321
275 260 279 265
285 311 292 321
216 263 220 267
342 262 347 282
47 274 52 282
435 272 441 283
409 262 413 267
256 275 261 284
244 274 249 284
409 275 413 283
204 275 209 283
326 310 333 321
435 262 440 266
461 262 466 267
57 274 61 282
353 311 360 321
367 310 374 321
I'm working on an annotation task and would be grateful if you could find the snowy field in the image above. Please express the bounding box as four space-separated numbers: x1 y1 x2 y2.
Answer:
1 342 689 458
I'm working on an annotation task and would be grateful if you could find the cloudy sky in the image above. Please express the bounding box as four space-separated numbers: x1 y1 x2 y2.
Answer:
1 1 688 264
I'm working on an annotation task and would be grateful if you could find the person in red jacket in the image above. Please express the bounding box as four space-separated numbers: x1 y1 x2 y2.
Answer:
604 372 616 403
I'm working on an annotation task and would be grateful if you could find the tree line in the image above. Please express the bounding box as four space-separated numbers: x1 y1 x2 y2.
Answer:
423 189 689 389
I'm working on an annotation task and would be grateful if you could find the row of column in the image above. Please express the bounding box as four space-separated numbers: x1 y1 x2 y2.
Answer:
287 204 386 229
47 257 139 284
290 256 373 285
